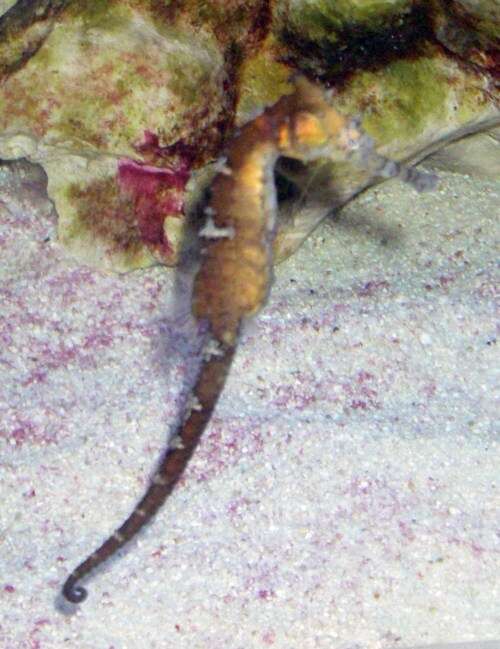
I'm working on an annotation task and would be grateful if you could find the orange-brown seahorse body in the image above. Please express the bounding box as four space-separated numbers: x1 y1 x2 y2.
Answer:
62 77 436 603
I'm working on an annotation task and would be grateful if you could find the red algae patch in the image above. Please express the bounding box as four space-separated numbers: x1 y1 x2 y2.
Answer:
117 158 190 260
64 153 191 268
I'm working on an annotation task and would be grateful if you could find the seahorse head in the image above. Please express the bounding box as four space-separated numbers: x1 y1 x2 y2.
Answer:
278 76 366 163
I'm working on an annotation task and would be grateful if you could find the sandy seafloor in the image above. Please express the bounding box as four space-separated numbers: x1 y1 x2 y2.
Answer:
0 158 498 649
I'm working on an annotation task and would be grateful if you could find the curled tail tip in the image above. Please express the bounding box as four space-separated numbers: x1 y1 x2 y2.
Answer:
62 578 88 604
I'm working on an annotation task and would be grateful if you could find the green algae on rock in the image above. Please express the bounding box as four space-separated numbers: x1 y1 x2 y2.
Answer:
0 0 227 270
0 0 498 271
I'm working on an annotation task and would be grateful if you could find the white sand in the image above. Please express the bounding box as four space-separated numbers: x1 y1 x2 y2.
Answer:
0 160 498 649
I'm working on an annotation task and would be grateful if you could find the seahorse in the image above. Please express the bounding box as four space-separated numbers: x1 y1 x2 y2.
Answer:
62 76 436 603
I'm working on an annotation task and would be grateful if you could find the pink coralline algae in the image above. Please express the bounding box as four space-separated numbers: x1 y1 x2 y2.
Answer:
117 157 190 258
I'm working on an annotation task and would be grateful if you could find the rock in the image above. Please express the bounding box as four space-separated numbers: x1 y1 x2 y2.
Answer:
424 127 500 178
0 0 498 271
